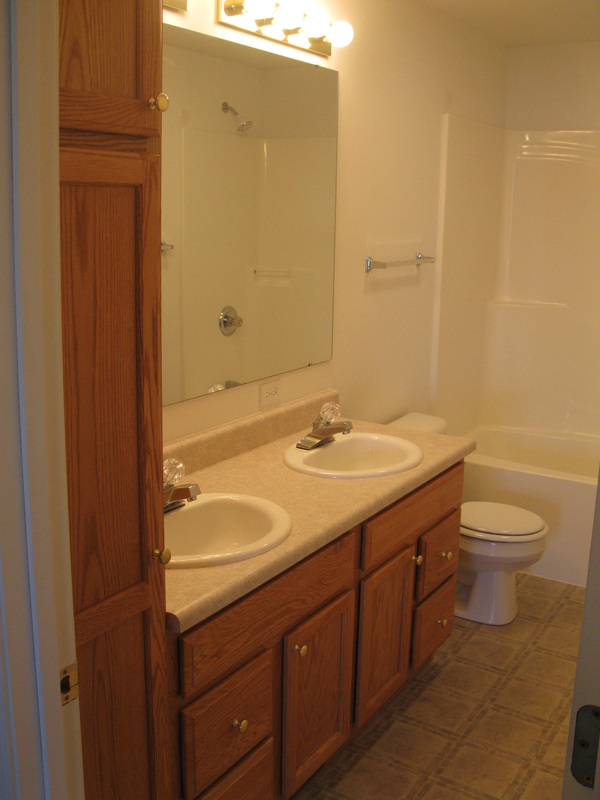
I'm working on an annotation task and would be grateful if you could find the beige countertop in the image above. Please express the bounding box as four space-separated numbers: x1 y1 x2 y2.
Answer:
165 419 475 633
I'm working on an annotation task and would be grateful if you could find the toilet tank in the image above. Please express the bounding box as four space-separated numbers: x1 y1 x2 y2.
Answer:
388 412 448 434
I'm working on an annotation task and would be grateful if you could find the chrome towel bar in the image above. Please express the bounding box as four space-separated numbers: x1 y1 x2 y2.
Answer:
365 252 435 272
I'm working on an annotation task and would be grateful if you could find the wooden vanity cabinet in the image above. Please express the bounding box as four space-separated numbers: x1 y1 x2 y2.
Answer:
355 463 463 727
174 463 464 799
282 591 355 798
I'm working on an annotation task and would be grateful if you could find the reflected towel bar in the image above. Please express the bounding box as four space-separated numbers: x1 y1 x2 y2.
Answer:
365 252 435 272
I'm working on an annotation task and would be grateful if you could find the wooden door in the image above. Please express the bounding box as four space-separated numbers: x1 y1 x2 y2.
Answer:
355 547 416 727
60 146 169 799
281 591 355 799
59 0 162 138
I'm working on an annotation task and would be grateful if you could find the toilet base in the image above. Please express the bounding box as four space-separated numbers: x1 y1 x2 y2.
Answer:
454 569 518 625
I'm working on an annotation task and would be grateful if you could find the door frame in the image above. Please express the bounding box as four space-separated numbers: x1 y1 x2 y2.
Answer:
2 0 82 797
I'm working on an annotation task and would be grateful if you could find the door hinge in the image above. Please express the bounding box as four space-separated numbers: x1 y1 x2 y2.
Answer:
571 705 600 788
59 662 79 706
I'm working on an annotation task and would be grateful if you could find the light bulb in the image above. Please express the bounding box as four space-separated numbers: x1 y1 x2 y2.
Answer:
274 0 305 30
261 21 286 39
287 31 311 48
302 2 330 38
328 19 354 47
243 0 276 18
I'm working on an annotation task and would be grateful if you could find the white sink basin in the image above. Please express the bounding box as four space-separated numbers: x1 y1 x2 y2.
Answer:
284 432 423 479
164 493 292 568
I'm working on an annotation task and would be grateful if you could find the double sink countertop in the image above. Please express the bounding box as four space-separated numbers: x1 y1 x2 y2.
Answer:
164 422 475 633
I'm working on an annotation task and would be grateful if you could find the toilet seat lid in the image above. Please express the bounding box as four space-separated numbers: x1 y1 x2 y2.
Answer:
461 501 546 538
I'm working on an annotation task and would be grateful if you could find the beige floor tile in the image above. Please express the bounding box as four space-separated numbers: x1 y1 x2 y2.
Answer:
515 649 577 691
369 718 449 770
467 709 546 758
494 677 566 722
430 660 501 700
401 686 478 733
491 615 541 644
518 768 564 799
438 744 523 799
519 574 569 598
541 725 570 770
421 783 475 800
455 630 523 670
552 602 585 630
332 753 422 799
536 624 581 660
566 585 586 604
517 590 560 620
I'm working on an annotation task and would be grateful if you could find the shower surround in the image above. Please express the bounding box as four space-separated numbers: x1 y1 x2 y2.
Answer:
435 118 600 585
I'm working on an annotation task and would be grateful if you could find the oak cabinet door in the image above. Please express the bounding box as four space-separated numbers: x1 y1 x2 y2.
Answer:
61 147 168 799
59 0 162 136
355 546 416 727
282 591 355 799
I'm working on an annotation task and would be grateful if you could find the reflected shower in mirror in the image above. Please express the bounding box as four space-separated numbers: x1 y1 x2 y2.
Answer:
161 25 338 405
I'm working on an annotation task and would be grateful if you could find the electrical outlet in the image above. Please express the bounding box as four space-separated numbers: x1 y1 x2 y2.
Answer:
260 380 281 408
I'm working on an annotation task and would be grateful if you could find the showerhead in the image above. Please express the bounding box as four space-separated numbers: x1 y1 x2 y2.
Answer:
222 101 253 132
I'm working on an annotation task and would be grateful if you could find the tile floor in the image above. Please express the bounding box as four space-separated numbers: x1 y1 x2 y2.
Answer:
296 573 584 800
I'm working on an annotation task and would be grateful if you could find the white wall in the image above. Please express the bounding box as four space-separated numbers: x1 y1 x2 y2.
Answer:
162 0 508 441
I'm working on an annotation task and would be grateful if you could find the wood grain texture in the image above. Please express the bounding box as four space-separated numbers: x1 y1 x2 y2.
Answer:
59 0 162 137
355 546 416 727
179 530 358 699
415 509 460 601
77 615 151 800
412 576 457 668
361 463 464 571
181 650 273 799
281 592 355 799
198 739 274 800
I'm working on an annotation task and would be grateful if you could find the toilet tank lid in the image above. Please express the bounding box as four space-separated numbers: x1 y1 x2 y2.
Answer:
461 501 546 536
388 412 448 433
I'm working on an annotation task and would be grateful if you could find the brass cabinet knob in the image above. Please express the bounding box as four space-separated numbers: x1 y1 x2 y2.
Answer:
411 554 423 566
436 618 448 628
152 547 171 565
293 644 308 657
148 92 169 112
232 719 248 733
441 551 453 560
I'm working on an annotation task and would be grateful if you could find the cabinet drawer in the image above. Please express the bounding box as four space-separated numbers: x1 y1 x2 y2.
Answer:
415 509 460 601
198 739 274 800
411 577 456 669
362 463 464 571
180 530 357 698
181 650 273 799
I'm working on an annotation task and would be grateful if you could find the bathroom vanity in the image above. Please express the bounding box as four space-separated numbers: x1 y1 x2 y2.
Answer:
162 395 474 799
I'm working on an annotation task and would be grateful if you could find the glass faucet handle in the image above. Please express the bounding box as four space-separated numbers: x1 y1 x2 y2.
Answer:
319 402 341 424
163 458 184 488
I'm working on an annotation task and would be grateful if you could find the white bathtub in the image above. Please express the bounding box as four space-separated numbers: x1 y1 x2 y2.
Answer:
463 426 600 586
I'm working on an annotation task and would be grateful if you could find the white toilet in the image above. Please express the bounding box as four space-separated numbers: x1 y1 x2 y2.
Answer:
387 413 548 626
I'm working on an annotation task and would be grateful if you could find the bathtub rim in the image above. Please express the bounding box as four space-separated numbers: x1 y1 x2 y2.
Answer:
465 424 600 484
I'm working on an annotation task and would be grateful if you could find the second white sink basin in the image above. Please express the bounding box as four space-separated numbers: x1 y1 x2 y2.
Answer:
284 432 423 479
164 493 292 568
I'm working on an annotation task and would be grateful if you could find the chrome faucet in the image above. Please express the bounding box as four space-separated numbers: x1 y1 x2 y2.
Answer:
163 482 201 514
296 402 353 450
162 457 200 513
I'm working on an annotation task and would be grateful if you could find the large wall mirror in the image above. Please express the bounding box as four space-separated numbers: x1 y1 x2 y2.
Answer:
162 24 338 405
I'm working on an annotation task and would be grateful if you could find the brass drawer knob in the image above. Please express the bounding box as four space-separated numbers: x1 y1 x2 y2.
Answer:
232 718 248 733
148 92 169 112
293 644 308 657
411 554 423 566
152 547 171 566
436 619 448 628
441 551 453 560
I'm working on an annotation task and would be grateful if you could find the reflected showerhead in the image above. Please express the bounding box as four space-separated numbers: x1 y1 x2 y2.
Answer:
222 101 253 132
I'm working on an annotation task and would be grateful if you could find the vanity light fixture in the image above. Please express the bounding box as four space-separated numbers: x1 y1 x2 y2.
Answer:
218 0 354 57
